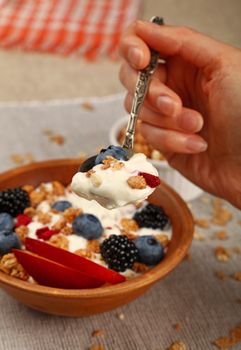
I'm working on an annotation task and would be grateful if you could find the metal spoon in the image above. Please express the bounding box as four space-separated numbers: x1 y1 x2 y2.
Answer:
79 16 164 172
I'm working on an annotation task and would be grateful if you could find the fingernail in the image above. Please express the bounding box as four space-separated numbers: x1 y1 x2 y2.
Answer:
157 95 179 116
179 115 203 132
186 139 208 152
128 47 143 66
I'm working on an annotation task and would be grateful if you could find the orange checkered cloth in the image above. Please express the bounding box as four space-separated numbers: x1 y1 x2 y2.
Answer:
0 0 141 59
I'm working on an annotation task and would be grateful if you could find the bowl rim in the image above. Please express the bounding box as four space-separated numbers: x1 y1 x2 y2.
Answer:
109 115 170 168
0 159 194 299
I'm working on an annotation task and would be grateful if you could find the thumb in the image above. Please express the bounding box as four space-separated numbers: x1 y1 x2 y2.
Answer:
135 21 227 68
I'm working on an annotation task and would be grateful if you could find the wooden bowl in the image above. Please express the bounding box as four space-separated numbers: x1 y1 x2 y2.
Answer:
0 159 194 317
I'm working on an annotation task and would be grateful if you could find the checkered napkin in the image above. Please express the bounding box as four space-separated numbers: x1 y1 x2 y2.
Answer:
0 0 141 59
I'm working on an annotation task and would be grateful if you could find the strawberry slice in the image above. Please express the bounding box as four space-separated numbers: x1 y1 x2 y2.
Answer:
13 249 103 289
139 172 161 188
36 227 59 240
15 214 32 227
25 238 126 285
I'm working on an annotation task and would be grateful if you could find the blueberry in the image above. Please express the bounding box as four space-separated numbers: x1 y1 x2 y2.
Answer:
72 214 103 240
0 213 14 232
0 231 21 255
95 145 128 165
134 236 164 265
51 200 72 212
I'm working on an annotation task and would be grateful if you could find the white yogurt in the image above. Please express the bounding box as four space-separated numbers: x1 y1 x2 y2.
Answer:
71 153 159 209
25 183 171 278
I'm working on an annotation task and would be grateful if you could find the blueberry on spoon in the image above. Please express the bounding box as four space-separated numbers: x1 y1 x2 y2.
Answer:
79 145 128 172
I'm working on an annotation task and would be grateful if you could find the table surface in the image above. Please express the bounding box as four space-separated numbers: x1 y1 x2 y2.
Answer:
0 1 240 349
0 96 240 350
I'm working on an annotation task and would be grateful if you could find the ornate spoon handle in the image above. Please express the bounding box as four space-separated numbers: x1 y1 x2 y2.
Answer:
122 16 164 156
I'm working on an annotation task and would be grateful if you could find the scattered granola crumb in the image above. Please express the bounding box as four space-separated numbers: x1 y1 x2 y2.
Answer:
102 156 117 169
231 272 241 282
61 225 73 235
212 324 241 349
214 247 230 262
74 249 92 259
212 199 233 225
127 175 147 189
51 217 67 231
24 207 36 217
87 240 100 254
15 225 29 243
173 323 182 331
10 153 35 165
22 185 35 194
167 341 188 350
63 207 83 223
211 230 229 240
81 101 94 110
117 312 125 320
0 253 29 280
48 234 69 250
48 134 65 145
111 161 124 171
30 190 46 207
215 271 227 281
120 218 139 232
194 218 210 228
194 231 205 241
92 329 105 337
132 262 149 273
52 181 65 196
37 211 52 224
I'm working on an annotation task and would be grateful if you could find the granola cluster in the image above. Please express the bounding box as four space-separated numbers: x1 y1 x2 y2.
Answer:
127 175 147 189
0 253 29 281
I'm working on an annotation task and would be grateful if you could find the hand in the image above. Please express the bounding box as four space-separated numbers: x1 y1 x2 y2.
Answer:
119 21 241 208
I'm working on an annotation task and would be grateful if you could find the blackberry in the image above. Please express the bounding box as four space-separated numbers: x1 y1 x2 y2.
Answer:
100 234 138 272
0 188 30 217
133 203 170 230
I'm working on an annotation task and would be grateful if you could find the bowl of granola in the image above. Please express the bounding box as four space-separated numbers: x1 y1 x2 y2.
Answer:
0 158 193 317
109 116 203 201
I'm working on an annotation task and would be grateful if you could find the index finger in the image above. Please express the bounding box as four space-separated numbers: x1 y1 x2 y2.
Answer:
119 21 226 69
119 22 151 69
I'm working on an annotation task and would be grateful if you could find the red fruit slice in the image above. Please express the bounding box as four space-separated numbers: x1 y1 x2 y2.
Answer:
36 227 59 240
13 249 104 289
25 237 125 285
15 214 32 227
139 172 161 188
